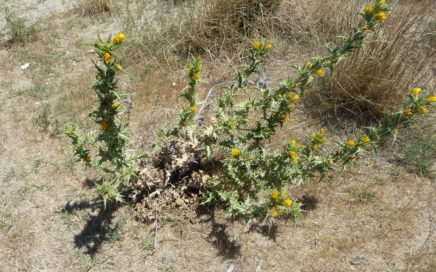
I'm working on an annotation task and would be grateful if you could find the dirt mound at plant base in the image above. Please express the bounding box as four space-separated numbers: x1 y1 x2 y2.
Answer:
130 139 211 221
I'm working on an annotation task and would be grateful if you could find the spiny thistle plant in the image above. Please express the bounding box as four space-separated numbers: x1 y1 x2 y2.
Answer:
170 0 434 224
65 33 141 207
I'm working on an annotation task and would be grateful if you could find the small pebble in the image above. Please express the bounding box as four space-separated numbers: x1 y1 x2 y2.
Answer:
20 63 30 70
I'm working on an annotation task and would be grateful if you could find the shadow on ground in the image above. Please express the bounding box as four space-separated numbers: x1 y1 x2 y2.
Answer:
62 199 124 256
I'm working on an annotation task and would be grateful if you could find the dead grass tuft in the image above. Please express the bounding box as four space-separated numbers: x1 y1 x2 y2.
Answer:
307 1 435 122
76 0 116 15
172 0 282 56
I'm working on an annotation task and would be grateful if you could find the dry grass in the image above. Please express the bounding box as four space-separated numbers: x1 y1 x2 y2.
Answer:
307 0 435 122
75 0 116 15
171 0 282 55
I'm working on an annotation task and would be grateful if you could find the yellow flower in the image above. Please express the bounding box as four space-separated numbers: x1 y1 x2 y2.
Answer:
291 140 297 146
287 93 299 101
311 133 317 140
115 64 123 71
270 208 279 217
411 88 421 96
194 73 201 80
364 5 374 14
112 103 120 109
113 33 126 44
191 105 197 113
320 129 325 135
315 68 325 76
103 53 111 64
360 136 371 143
277 94 283 98
283 116 291 122
85 155 91 161
253 42 261 50
346 140 356 147
375 11 388 22
361 25 369 31
319 137 327 143
264 44 273 50
427 96 436 102
380 0 386 4
101 121 109 130
231 148 240 158
312 145 318 151
289 104 296 110
305 61 312 67
231 125 237 130
419 106 429 114
196 55 201 61
404 109 413 116
271 190 280 200
284 198 293 207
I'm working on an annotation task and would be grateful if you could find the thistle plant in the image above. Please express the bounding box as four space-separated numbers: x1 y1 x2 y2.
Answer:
65 33 140 207
170 0 434 223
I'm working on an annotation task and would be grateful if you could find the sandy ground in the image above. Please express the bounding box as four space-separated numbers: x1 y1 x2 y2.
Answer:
0 1 435 272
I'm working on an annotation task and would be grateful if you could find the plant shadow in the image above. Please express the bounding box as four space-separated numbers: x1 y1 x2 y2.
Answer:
62 199 125 257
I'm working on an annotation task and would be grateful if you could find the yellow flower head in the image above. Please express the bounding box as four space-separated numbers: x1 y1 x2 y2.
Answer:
112 103 120 109
85 155 91 161
346 140 356 147
191 105 197 113
270 208 279 217
289 104 296 110
196 55 201 61
320 129 325 136
271 190 280 200
103 52 111 64
419 106 429 114
284 198 293 207
115 64 123 71
101 121 109 130
319 137 327 143
375 11 388 22
287 93 299 101
283 116 291 122
404 109 413 116
194 73 201 80
113 33 126 43
231 148 241 158
277 94 283 98
427 96 436 102
364 5 374 14
113 33 126 44
291 140 297 146
264 44 273 50
361 25 369 31
253 42 261 50
360 136 371 143
290 151 298 158
231 125 237 130
312 145 318 151
315 68 325 76
305 61 312 67
411 88 422 96
380 0 386 4
311 133 317 140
